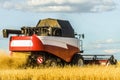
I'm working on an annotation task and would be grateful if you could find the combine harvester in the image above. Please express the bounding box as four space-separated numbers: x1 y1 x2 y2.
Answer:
2 18 117 66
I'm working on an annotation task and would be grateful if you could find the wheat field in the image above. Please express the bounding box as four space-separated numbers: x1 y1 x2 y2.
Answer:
0 52 120 80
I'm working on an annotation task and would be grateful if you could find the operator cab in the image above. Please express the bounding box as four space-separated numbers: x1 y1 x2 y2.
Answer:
36 18 75 38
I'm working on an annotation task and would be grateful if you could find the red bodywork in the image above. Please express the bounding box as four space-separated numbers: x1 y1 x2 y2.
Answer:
10 35 44 51
10 35 80 62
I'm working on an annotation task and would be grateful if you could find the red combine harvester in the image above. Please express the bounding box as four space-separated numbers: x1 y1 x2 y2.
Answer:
2 18 117 66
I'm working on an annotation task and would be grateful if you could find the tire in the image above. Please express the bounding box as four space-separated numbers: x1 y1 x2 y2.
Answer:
45 59 57 67
72 54 84 66
26 54 44 67
77 58 84 66
50 60 57 67
26 55 37 67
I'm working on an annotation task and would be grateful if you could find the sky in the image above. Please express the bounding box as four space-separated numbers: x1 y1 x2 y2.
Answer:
0 0 120 59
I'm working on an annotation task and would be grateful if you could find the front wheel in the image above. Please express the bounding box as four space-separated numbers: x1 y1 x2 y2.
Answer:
72 54 84 66
77 58 84 66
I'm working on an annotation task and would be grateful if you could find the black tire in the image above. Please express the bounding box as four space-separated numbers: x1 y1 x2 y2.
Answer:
26 55 38 67
50 60 57 67
45 59 57 67
26 54 45 67
72 54 84 66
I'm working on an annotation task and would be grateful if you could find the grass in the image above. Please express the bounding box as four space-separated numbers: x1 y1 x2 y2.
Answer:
0 52 29 69
0 66 120 80
0 52 120 80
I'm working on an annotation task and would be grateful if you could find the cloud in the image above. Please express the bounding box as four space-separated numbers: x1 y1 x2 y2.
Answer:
104 49 120 54
91 39 120 50
0 0 116 13
95 39 120 44
85 38 120 54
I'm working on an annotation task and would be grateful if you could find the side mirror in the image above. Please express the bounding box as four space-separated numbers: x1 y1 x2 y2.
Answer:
75 33 85 39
